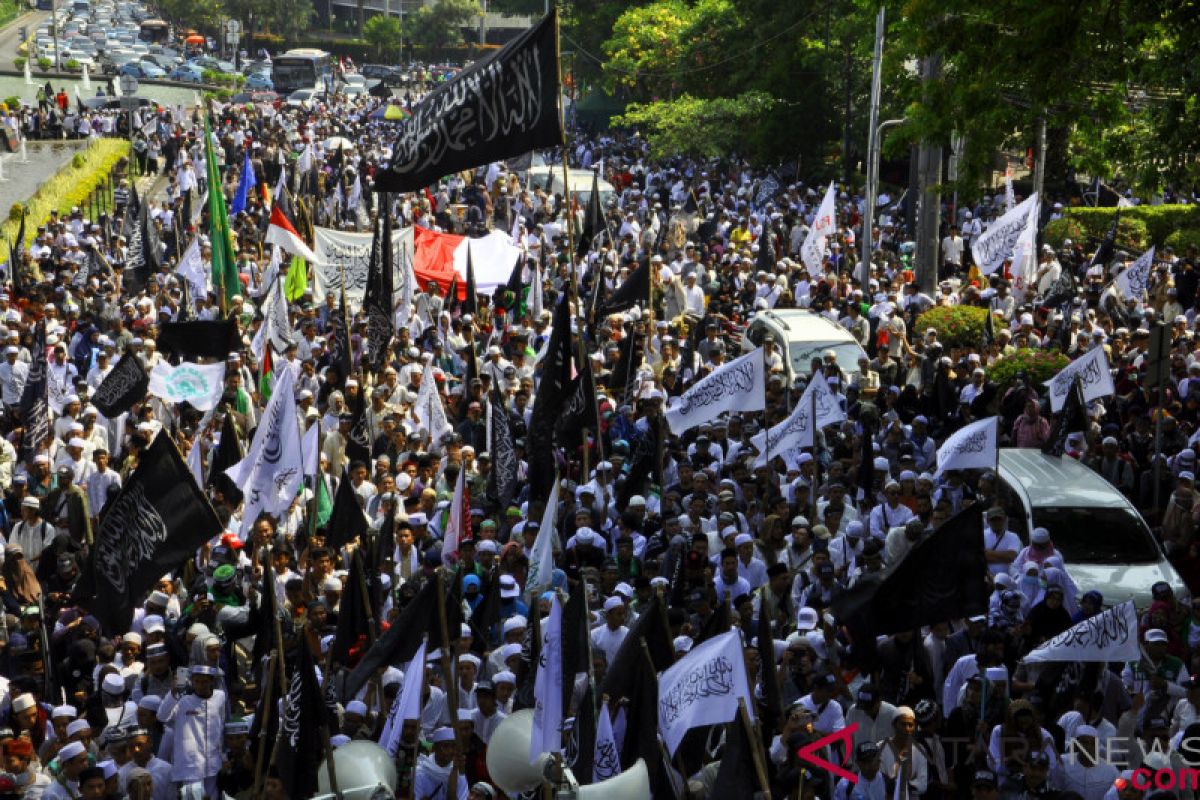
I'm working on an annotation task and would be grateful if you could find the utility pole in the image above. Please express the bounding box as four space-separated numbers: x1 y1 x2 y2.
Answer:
51 0 60 72
860 5 885 289
914 53 943 296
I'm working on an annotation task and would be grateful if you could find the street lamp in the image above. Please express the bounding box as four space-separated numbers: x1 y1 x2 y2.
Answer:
860 116 906 289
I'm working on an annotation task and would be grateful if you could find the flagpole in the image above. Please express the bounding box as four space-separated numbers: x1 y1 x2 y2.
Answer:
552 5 579 299
738 698 773 800
250 649 277 797
435 569 461 748
640 640 684 799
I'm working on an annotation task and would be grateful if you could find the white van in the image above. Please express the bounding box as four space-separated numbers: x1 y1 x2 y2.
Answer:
996 448 1189 609
740 309 867 386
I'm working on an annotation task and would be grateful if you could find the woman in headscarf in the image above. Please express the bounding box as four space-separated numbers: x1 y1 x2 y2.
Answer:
0 545 42 611
1026 584 1073 645
1038 565 1080 618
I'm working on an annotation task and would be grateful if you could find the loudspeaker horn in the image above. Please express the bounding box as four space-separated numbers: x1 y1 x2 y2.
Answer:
577 758 651 799
315 740 398 800
486 710 553 794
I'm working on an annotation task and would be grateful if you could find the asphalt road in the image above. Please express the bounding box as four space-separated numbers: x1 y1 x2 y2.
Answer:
0 10 50 66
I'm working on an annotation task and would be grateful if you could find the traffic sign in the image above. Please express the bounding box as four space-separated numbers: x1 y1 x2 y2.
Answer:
225 19 241 35
118 74 139 96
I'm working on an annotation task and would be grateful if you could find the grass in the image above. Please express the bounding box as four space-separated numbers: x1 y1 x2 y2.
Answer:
0 0 21 31
1 138 131 265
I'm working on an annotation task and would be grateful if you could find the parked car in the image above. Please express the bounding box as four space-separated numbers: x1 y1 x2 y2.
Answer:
169 64 205 83
119 61 163 79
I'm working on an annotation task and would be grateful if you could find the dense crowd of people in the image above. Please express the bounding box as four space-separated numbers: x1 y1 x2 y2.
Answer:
0 52 1198 800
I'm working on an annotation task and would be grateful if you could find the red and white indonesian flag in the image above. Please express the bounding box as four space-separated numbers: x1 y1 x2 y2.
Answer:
413 227 522 299
265 205 319 263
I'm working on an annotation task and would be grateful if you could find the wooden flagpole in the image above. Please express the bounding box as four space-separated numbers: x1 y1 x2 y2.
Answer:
250 650 277 797
552 5 578 300
738 697 773 800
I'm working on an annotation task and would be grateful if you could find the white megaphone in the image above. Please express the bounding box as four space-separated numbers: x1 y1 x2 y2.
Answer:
314 740 397 800
487 709 652 799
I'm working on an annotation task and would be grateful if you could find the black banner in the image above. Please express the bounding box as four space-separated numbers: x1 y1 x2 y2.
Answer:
576 170 606 257
373 12 562 193
80 432 223 634
341 576 461 702
332 549 373 665
18 321 49 466
599 259 650 317
323 469 368 552
485 389 518 512
363 197 394 373
90 352 148 418
278 640 335 799
556 354 598 449
526 298 573 505
831 503 988 637
157 318 242 360
328 291 353 385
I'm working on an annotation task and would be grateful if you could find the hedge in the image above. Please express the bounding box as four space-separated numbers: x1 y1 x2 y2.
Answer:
987 348 1070 393
914 305 989 350
1043 213 1150 252
0 139 130 266
1043 204 1200 250
1164 229 1200 255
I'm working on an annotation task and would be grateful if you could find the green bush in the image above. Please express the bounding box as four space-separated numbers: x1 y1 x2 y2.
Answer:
1042 217 1085 249
37 57 51 70
65 58 80 71
1051 205 1200 249
2 96 19 110
13 57 25 70
71 153 84 169
8 203 25 223
1164 229 1200 255
987 348 1070 393
914 305 989 350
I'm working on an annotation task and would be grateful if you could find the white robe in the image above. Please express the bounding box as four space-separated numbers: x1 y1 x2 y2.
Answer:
158 689 227 782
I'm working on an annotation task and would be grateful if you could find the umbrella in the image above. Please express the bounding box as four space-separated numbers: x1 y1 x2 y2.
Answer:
384 105 409 121
323 136 355 150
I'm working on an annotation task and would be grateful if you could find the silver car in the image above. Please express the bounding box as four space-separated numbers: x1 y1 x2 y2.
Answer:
996 448 1189 609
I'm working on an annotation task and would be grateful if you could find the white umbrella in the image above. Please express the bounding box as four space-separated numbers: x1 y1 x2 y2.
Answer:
324 136 355 151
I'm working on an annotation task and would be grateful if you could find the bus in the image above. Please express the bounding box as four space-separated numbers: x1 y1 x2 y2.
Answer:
271 48 334 95
139 19 170 44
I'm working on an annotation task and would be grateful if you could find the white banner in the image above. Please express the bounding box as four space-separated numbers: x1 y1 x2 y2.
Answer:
972 194 1038 276
658 630 753 756
800 182 837 272
1114 246 1156 305
1023 601 1140 663
1010 196 1040 305
147 361 226 411
593 699 621 783
382 640 427 756
176 237 208 301
1044 346 1115 413
225 367 304 537
752 374 845 466
312 226 415 308
251 278 295 358
531 594 563 763
934 416 998 475
413 364 451 440
527 475 559 593
665 348 766 436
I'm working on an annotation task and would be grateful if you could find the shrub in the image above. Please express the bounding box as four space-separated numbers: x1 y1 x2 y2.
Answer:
1042 217 1085 249
2 96 19 110
71 153 85 168
1164 229 1200 256
13 57 25 70
37 57 51 70
914 305 989 350
987 348 1069 393
8 203 24 223
1050 205 1200 249
65 58 80 71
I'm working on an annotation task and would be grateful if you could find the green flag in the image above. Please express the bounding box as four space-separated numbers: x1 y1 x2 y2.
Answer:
204 114 240 309
316 473 333 527
284 254 308 302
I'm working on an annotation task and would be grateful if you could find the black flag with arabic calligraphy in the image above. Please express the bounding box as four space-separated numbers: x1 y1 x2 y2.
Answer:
90 352 148 418
526 297 573 505
76 433 222 635
555 351 598 449
485 389 518 512
364 197 395 373
373 11 562 193
18 320 49 466
277 638 335 799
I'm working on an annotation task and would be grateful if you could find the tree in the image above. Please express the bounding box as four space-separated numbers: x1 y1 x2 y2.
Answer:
364 15 403 60
615 92 777 159
405 0 482 51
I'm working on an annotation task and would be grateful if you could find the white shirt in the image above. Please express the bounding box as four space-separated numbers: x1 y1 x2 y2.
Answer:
590 624 628 666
